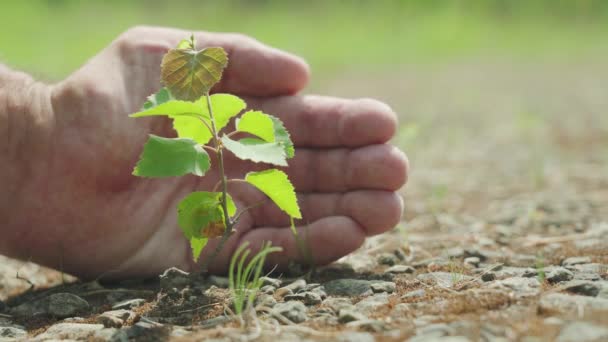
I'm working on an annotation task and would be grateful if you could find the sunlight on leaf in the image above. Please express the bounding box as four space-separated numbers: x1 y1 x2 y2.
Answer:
236 111 275 142
221 136 287 166
246 169 301 219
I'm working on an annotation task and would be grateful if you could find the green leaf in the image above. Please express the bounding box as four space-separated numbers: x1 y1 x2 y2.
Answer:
221 136 287 166
246 169 301 219
161 46 228 101
133 135 210 178
171 94 245 144
130 100 207 119
236 111 275 142
177 191 237 261
270 116 295 158
142 87 172 110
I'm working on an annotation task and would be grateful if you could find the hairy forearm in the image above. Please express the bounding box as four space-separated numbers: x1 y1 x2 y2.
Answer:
0 64 54 254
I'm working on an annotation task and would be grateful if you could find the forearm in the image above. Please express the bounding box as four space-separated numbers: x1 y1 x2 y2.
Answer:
0 64 54 255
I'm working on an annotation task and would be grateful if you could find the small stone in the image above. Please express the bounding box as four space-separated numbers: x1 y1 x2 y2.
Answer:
310 286 328 299
0 326 27 339
556 321 608 342
260 276 282 288
254 293 277 308
539 293 608 315
464 257 481 268
562 256 592 267
338 309 368 323
159 267 191 290
401 289 426 299
324 279 376 296
285 279 307 293
336 332 376 342
305 283 322 291
48 293 90 318
355 293 389 315
545 266 574 283
347 319 387 332
489 277 541 297
481 272 496 282
386 265 415 274
272 301 308 323
322 297 354 313
370 281 396 293
126 321 169 340
561 280 600 297
275 287 293 298
377 253 398 266
303 292 323 305
416 323 455 338
34 323 105 340
111 298 146 310
96 309 133 328
207 275 230 288
260 285 276 295
417 272 475 288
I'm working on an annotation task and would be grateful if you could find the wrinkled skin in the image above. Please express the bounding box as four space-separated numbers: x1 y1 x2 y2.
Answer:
2 26 408 279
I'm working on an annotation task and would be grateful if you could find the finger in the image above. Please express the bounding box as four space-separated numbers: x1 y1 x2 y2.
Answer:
225 144 409 192
116 26 310 96
235 190 404 236
205 216 366 274
243 95 398 147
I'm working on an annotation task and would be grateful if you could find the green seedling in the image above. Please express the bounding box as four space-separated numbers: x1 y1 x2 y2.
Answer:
536 252 546 284
130 35 301 267
229 241 281 320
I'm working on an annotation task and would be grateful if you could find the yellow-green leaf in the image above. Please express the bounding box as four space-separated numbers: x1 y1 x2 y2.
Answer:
236 111 275 142
246 169 301 219
161 47 228 101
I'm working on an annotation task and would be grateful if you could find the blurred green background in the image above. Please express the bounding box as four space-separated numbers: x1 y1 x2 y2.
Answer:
1 0 607 81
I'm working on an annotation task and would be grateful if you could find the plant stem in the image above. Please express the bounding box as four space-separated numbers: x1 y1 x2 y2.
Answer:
201 92 233 272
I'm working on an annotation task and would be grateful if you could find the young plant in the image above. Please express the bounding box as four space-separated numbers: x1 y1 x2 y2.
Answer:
129 35 301 267
228 241 282 318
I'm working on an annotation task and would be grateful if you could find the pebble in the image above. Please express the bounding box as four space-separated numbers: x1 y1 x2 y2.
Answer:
562 256 592 267
481 272 496 282
489 277 541 297
260 276 282 288
284 291 322 305
96 309 133 328
284 279 307 293
370 281 396 293
32 323 105 341
417 272 475 288
159 267 191 290
260 285 276 294
322 297 354 313
539 293 608 316
324 279 376 296
385 265 416 274
560 280 601 297
355 293 389 315
274 287 293 298
338 309 368 323
271 301 308 323
48 293 90 318
544 266 574 283
377 253 398 266
111 298 146 310
401 289 426 299
346 319 387 332
0 326 27 339
335 331 376 342
556 321 608 342
464 257 480 268
254 293 277 308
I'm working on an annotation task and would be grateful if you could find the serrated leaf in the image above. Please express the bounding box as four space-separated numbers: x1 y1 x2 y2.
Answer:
221 135 287 166
142 87 172 110
133 135 210 177
246 169 301 219
130 100 207 119
171 94 245 144
236 111 275 142
161 47 228 101
177 191 237 261
269 116 295 158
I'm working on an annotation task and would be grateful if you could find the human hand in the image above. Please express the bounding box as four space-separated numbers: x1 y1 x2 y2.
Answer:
4 26 408 278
